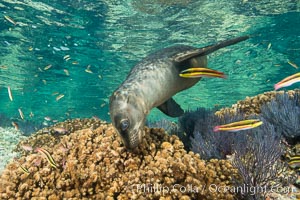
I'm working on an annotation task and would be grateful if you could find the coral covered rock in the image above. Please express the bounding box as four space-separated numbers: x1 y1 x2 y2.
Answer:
215 89 300 117
15 118 107 156
0 122 238 200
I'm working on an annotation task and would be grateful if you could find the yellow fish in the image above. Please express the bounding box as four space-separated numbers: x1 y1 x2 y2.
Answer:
213 119 263 132
56 94 65 101
35 147 58 169
85 65 93 74
20 165 30 174
44 64 52 70
63 55 70 60
288 155 300 169
179 67 226 79
274 72 300 90
4 15 17 25
288 60 298 69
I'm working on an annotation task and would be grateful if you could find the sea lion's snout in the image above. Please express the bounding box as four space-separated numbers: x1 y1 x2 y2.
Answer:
110 98 145 149
118 119 142 149
114 118 144 149
121 127 143 149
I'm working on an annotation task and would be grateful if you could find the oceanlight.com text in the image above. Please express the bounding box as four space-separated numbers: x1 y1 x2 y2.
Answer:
131 183 296 196
208 184 295 196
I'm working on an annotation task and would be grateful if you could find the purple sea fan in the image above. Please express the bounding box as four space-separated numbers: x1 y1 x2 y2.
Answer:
179 107 217 152
260 92 300 142
231 120 291 200
189 109 246 160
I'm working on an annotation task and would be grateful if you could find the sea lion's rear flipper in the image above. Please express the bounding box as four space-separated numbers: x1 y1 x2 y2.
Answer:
173 35 250 63
157 98 184 117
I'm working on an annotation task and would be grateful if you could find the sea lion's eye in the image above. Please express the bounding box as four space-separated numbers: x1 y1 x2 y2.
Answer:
120 119 129 131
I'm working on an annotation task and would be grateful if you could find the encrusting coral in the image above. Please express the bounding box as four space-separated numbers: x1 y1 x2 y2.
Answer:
15 118 106 156
0 121 239 200
215 89 300 117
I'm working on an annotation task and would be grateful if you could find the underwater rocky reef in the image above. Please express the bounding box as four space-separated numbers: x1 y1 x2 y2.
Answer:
1 90 300 199
0 120 238 199
179 89 300 199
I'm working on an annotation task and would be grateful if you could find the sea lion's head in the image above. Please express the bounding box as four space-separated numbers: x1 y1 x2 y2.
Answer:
109 91 146 149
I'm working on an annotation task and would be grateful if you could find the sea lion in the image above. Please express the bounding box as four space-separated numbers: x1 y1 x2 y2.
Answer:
109 35 249 149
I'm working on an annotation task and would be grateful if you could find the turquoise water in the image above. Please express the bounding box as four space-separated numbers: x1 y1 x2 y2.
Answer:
0 0 300 128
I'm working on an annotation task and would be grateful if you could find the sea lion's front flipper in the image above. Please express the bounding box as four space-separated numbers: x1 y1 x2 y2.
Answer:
173 35 250 63
157 98 184 117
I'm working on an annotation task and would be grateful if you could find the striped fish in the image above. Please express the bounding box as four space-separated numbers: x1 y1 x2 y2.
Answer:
35 147 58 169
288 155 300 169
213 119 263 132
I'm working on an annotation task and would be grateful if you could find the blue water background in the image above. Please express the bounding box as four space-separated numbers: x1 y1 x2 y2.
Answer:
0 0 300 129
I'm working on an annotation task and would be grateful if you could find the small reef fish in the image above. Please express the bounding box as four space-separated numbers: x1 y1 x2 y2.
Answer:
11 122 19 130
19 165 30 174
0 65 8 69
44 116 51 121
213 119 263 132
100 103 106 107
21 145 33 151
60 46 70 51
53 127 67 134
85 65 93 74
14 158 30 174
18 108 24 120
63 69 70 76
4 15 17 25
63 55 70 61
44 64 52 70
59 144 69 153
33 157 42 166
288 155 300 169
7 86 13 101
274 72 300 90
267 43 272 50
288 60 299 69
179 67 226 79
56 94 65 101
35 147 58 169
